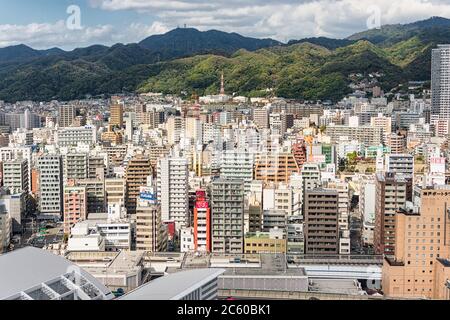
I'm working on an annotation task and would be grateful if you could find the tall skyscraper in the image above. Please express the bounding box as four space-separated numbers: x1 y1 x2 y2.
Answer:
432 44 450 119
211 179 244 253
58 105 76 128
157 156 189 230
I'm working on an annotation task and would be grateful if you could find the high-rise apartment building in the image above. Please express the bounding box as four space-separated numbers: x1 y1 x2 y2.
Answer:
157 156 189 230
109 104 124 127
63 153 88 182
166 116 183 145
125 155 152 215
431 44 450 119
76 179 106 214
37 154 63 217
193 190 211 252
211 179 244 253
63 185 87 234
387 133 407 154
57 126 97 147
220 150 254 193
304 188 339 255
254 152 299 184
374 172 407 256
136 186 167 252
2 159 29 194
58 105 76 128
385 154 414 176
253 108 269 129
105 178 126 206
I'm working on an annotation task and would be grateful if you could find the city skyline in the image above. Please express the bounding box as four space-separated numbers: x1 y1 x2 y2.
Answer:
1 1 450 304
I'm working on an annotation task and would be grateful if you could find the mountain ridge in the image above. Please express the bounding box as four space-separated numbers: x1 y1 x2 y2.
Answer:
0 17 449 102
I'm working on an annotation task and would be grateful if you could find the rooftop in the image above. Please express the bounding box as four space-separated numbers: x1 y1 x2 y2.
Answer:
384 256 405 267
0 247 112 300
66 250 145 276
119 268 225 300
309 279 366 296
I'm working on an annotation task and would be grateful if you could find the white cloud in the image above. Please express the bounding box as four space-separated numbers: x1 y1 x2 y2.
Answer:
0 20 171 50
4 0 450 49
0 21 114 50
89 0 450 41
116 22 170 43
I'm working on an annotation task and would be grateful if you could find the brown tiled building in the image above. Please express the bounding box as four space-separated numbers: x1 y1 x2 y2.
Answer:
304 188 339 255
292 139 308 170
125 155 152 215
374 172 407 256
110 104 124 127
382 187 450 299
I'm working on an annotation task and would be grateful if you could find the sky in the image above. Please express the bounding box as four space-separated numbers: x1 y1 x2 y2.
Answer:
1 0 450 50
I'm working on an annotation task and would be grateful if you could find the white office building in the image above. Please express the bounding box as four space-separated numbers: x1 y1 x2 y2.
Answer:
385 154 414 176
37 154 63 217
2 159 29 194
220 150 254 193
57 126 97 147
431 44 450 119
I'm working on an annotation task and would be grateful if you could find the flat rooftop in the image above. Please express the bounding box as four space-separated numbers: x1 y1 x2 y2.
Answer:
66 250 145 276
120 268 225 300
309 279 366 296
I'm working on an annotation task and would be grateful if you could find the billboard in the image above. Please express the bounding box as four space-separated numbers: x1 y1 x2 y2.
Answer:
430 157 445 174
139 186 157 202
196 200 209 209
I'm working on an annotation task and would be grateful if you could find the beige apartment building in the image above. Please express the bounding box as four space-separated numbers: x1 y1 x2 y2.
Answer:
136 203 167 252
244 228 287 254
254 153 300 184
105 178 126 206
382 187 450 299
109 104 124 127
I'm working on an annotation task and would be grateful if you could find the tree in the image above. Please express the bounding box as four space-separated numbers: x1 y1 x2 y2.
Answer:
346 151 358 165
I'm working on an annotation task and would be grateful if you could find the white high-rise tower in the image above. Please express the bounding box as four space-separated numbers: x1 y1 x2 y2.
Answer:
431 45 450 119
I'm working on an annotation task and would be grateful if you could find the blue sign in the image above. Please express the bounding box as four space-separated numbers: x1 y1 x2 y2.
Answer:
140 192 156 201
